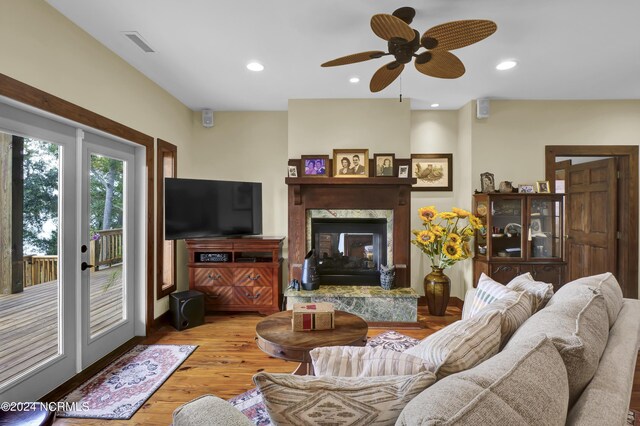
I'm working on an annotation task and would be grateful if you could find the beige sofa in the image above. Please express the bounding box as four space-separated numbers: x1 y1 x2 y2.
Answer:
173 273 640 426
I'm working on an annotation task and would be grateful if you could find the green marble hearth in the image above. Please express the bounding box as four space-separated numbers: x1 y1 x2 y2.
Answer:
284 285 419 323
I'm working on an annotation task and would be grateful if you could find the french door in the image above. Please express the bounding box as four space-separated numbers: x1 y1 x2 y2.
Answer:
0 101 143 401
80 132 136 368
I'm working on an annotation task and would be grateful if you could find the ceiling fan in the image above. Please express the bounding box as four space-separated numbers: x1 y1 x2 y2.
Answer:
321 7 497 92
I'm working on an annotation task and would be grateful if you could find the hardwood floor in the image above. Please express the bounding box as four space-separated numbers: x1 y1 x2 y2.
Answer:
52 306 461 425
50 305 640 425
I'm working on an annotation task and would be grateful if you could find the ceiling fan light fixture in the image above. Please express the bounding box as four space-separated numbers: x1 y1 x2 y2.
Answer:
349 77 360 83
496 60 517 71
246 62 264 72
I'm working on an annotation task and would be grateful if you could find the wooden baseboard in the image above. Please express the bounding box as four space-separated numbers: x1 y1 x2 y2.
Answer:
152 310 171 330
40 336 143 403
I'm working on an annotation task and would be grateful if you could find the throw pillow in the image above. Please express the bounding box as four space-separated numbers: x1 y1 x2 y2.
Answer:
548 272 623 328
463 273 520 319
506 273 554 313
396 335 569 426
506 290 609 406
403 310 502 379
253 371 436 426
310 346 428 377
474 289 533 346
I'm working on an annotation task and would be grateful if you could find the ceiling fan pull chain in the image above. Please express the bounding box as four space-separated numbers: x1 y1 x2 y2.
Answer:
399 76 403 102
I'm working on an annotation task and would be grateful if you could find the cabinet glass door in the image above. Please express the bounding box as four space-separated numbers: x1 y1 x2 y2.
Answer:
490 198 524 259
529 197 562 259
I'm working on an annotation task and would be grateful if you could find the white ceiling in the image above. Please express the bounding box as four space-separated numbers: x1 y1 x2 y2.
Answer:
47 0 640 111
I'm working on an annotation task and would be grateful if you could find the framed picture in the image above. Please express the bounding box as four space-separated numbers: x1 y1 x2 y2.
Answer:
411 153 453 191
301 155 329 177
288 165 298 178
333 149 369 177
480 172 495 193
518 184 534 193
374 153 395 177
536 180 550 193
398 165 409 178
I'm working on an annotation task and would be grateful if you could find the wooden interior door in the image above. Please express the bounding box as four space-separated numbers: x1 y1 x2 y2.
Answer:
565 158 617 281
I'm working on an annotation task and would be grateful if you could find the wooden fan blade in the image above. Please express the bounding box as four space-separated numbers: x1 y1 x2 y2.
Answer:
370 61 404 92
414 51 465 79
421 20 497 51
321 51 386 67
371 14 415 42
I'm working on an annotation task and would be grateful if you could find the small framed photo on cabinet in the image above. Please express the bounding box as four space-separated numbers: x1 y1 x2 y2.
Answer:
398 165 409 178
518 184 535 193
288 165 298 178
536 180 550 193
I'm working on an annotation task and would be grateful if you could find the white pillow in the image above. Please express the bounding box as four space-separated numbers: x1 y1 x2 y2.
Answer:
310 346 428 377
464 273 520 319
506 273 554 313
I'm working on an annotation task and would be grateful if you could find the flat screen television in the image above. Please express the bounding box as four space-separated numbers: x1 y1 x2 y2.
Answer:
164 178 262 240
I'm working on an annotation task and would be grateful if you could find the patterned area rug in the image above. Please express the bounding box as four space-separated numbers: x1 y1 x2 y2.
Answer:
57 344 197 420
228 331 418 425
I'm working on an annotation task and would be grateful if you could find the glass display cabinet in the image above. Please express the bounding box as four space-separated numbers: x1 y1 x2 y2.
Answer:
472 193 565 289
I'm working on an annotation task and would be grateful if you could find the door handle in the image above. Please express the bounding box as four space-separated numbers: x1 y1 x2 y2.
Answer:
81 262 94 271
246 274 261 281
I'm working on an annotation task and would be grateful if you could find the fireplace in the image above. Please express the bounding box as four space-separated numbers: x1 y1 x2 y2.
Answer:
312 218 387 285
286 174 414 287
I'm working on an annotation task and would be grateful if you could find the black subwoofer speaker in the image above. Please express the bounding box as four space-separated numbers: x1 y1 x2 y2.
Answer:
170 290 204 331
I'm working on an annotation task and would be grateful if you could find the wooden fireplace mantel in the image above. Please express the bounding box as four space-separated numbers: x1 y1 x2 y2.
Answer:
285 176 416 287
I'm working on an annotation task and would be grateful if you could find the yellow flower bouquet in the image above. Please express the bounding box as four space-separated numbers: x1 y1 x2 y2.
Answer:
411 206 484 269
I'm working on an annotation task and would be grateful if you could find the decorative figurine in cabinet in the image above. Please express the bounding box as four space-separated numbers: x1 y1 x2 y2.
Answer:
472 193 566 290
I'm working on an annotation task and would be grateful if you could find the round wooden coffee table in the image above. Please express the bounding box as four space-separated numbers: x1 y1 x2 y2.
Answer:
256 310 368 375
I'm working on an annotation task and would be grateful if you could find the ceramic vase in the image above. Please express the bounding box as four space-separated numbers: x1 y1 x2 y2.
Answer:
424 266 450 316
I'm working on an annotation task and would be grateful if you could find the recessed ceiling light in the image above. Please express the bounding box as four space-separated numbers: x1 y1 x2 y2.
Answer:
246 62 264 72
496 60 517 71
349 77 360 84
430 103 440 108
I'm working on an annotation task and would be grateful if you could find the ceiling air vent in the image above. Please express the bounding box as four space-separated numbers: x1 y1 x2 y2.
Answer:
122 31 155 53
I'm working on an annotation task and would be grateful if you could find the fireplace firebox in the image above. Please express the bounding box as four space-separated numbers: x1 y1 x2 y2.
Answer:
312 218 387 285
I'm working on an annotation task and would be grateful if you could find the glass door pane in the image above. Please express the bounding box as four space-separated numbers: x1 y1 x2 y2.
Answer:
490 198 524 259
0 134 60 385
529 197 563 259
88 154 126 337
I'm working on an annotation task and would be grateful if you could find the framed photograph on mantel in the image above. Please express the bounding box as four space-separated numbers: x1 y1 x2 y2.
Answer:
333 149 369 177
410 153 453 191
374 153 395 177
301 155 329 177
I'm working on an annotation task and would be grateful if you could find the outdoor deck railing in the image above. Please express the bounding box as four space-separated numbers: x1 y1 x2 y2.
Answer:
22 228 123 286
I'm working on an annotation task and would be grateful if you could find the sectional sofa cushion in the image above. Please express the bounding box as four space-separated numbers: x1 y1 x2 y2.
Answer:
506 272 554 313
547 272 623 328
253 371 436 426
403 310 501 379
172 395 254 426
463 273 518 319
505 290 609 406
474 290 533 346
396 335 569 426
310 346 428 377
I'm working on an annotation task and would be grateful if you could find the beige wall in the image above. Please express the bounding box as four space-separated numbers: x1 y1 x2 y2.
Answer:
1 0 194 318
288 99 411 158
177 111 289 291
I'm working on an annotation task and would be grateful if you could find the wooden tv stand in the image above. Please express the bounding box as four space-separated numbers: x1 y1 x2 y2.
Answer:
186 237 284 315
